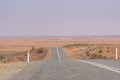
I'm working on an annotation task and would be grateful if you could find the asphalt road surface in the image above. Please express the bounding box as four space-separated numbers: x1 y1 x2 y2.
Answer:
10 48 120 80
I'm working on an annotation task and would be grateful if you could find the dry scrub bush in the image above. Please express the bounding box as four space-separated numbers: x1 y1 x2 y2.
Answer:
0 47 48 63
90 54 106 59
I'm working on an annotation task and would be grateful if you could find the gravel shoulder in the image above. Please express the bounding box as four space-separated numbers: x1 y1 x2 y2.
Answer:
0 62 28 80
0 48 51 80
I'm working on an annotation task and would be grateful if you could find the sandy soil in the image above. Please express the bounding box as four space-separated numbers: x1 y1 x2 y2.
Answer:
0 37 120 54
0 44 51 80
63 44 120 59
0 36 120 79
0 62 27 80
0 38 55 54
44 48 51 61
0 49 51 80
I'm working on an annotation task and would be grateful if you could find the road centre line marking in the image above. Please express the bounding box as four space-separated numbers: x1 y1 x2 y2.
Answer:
75 60 120 74
56 48 61 60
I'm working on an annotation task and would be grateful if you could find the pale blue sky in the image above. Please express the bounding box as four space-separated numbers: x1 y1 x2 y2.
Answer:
0 0 120 36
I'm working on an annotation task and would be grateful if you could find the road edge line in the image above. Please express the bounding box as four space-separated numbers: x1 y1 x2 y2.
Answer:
74 59 120 74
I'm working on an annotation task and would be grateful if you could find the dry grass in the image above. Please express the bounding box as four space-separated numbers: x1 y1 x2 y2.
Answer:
0 37 120 53
0 47 51 80
0 37 120 60
63 44 120 59
0 47 50 63
0 37 120 79
0 38 56 54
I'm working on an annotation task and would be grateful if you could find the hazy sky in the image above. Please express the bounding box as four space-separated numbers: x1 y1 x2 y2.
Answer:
0 0 120 36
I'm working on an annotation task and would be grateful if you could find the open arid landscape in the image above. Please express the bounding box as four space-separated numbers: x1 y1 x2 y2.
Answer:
1 0 120 80
62 36 120 60
0 37 52 80
0 36 120 60
0 36 120 80
0 36 120 53
63 44 120 59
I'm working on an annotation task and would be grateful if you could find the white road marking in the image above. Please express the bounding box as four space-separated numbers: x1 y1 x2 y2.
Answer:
75 60 120 74
56 48 61 60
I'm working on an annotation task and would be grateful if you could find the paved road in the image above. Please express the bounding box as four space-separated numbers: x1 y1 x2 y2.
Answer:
85 59 120 69
10 48 120 80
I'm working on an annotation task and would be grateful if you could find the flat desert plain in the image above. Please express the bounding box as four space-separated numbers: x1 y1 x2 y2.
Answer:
0 36 120 80
0 37 78 54
0 36 120 54
61 36 120 60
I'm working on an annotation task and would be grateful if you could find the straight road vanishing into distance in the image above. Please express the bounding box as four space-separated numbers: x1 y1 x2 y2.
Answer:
10 48 120 80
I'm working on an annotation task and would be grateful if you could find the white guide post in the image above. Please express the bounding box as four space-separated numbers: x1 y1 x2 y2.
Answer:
27 49 30 63
116 48 118 60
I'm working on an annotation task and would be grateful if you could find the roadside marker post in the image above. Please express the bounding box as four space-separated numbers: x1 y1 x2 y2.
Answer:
27 49 30 63
116 48 118 60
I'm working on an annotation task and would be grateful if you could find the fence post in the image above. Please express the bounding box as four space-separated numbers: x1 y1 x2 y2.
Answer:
116 48 118 60
27 49 30 63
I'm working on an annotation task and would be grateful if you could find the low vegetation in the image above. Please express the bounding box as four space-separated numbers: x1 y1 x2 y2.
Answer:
63 44 120 59
90 54 106 59
0 47 48 63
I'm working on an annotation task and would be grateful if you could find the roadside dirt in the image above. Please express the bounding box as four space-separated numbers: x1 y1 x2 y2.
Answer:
1 37 120 54
0 62 27 80
0 37 120 80
0 47 51 80
0 48 50 63
44 48 51 61
63 44 120 59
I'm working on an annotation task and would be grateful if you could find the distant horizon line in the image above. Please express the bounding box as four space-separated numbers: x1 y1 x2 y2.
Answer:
0 35 120 38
